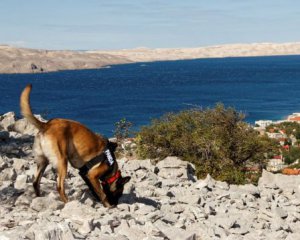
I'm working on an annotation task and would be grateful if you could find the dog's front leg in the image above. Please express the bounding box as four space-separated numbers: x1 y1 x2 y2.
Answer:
87 166 112 208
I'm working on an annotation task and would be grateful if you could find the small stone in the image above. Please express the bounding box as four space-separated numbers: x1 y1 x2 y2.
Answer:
215 217 237 230
215 181 230 190
14 174 28 190
134 204 156 215
274 207 288 219
12 158 28 172
114 220 146 240
30 196 64 212
162 212 179 224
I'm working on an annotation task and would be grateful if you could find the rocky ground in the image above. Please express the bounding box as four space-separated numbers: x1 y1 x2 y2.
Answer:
1 112 300 240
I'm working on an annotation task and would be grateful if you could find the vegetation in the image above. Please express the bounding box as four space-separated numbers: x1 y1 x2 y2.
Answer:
114 118 133 143
283 146 300 164
288 162 300 169
266 122 300 139
266 121 300 165
113 118 136 159
136 104 278 184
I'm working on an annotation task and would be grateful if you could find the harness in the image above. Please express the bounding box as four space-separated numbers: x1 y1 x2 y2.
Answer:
78 141 120 201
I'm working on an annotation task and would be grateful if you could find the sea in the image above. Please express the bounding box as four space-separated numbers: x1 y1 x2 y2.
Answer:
1 55 300 137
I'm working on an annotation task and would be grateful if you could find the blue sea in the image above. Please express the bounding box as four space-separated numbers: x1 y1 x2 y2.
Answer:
1 55 300 137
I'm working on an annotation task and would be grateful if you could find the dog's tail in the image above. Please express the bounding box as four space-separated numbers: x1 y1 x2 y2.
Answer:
20 84 46 131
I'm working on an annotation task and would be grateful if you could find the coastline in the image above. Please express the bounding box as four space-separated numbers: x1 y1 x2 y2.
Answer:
1 42 300 74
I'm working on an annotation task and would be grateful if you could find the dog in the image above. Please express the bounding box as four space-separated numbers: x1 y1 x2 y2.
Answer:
20 84 130 208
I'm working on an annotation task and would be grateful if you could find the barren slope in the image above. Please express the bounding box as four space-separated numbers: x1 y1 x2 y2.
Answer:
0 45 131 74
2 42 300 74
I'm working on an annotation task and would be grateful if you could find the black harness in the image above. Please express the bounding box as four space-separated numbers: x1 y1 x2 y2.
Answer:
78 141 117 201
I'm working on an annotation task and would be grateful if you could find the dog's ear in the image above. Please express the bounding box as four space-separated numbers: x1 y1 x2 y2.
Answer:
119 176 131 185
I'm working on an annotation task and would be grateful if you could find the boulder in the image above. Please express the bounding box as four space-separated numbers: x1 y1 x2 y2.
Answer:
12 116 45 135
60 200 98 235
26 219 74 240
156 157 195 180
258 170 300 194
0 112 16 130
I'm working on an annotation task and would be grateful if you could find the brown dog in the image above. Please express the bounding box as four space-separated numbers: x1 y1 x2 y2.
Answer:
20 84 130 207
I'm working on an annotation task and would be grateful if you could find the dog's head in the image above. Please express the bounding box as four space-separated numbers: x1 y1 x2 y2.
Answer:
102 175 131 205
102 141 131 205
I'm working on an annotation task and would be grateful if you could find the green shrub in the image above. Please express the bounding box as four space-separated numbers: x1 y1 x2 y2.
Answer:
136 104 277 184
283 146 300 164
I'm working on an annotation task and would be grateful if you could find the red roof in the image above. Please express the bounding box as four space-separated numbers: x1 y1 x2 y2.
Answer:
289 117 300 121
273 155 282 159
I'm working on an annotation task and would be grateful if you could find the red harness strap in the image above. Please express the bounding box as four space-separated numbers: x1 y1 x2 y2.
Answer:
102 170 121 185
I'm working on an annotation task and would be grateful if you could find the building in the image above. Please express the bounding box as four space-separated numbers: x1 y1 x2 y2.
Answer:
254 120 273 128
267 155 286 172
287 113 300 121
266 132 287 140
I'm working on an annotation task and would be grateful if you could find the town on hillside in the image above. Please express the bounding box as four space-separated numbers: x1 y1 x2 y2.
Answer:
254 113 300 175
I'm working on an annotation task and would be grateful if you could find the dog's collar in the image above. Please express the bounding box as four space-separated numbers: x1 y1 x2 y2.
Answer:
101 170 121 186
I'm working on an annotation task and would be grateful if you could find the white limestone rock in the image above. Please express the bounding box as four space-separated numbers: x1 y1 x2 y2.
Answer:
14 174 28 190
259 170 300 194
0 112 16 130
60 200 98 235
30 196 64 212
26 219 74 240
0 168 17 181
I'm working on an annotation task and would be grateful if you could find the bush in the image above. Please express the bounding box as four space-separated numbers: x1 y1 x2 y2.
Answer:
136 104 277 184
283 146 300 164
114 118 133 143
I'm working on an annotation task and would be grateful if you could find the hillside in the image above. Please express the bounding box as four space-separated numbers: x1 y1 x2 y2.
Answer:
1 42 300 74
0 45 131 74
89 42 300 62
1 112 300 239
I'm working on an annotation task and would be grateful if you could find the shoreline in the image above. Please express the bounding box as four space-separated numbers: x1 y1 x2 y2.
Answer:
3 53 300 76
2 42 300 74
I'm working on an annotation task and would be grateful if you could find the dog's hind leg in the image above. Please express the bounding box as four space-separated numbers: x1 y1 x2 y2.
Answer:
57 156 68 203
33 155 49 196
52 140 69 203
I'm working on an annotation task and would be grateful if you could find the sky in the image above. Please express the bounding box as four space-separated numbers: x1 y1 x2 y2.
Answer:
0 0 299 50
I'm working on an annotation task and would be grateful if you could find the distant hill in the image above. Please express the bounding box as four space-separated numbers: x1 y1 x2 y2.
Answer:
0 45 131 74
1 42 300 73
89 42 300 62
